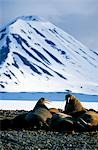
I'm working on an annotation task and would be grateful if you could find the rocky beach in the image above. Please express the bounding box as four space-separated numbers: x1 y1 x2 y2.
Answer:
0 110 98 150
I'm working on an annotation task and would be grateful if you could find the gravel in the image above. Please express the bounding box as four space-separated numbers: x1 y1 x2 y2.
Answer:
0 110 98 150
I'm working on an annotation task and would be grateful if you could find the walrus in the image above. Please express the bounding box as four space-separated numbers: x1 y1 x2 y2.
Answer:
75 111 98 131
49 108 63 115
24 97 53 129
49 112 74 132
0 112 30 130
11 112 28 129
0 98 52 130
64 94 86 117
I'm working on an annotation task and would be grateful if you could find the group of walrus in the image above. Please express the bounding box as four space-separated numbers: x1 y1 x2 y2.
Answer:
0 94 98 133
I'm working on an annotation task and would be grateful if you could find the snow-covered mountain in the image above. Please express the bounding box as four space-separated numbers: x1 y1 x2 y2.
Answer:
0 16 98 94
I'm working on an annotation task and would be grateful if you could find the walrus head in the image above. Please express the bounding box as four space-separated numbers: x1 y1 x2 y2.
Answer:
36 97 52 105
65 94 72 103
64 94 85 114
34 97 52 110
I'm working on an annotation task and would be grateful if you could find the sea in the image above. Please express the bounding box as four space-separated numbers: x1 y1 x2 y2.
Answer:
0 92 98 111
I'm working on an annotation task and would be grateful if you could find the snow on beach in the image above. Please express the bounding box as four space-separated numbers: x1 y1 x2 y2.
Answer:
0 100 98 111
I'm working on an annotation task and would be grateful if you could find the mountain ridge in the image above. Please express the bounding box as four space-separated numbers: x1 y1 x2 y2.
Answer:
0 16 98 94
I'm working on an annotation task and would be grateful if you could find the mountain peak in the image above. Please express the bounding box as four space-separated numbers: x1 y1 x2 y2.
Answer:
0 16 98 94
0 15 46 32
15 15 45 22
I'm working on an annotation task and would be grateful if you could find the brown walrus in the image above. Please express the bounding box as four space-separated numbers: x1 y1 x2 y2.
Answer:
11 112 28 129
64 94 86 117
75 111 98 131
0 112 28 130
49 112 74 132
0 98 52 130
49 108 63 115
24 97 52 129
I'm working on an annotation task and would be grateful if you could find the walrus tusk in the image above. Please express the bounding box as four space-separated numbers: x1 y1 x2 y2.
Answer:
44 99 53 105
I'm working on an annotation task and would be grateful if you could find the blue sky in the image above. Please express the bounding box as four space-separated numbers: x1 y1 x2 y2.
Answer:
0 0 98 50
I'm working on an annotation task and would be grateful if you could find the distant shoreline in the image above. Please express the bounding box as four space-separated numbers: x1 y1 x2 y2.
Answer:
0 92 98 102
